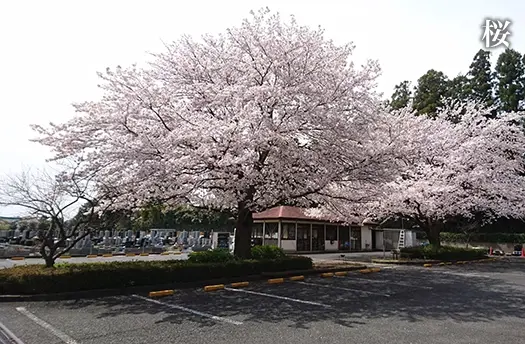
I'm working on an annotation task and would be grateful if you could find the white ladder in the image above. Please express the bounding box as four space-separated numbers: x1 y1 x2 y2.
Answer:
398 229 405 249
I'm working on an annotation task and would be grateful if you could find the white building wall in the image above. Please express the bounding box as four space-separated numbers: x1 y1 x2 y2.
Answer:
325 240 338 251
375 231 384 250
404 230 417 247
280 240 296 251
361 226 373 251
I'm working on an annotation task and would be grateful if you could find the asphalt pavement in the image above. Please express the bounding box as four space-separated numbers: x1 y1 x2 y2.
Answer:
1 258 525 344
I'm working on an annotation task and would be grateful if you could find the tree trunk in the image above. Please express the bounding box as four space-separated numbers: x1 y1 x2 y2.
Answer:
234 202 253 259
43 255 55 268
40 244 56 268
427 226 441 248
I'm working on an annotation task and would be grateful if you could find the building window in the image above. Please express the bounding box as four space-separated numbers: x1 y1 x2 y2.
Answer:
264 223 279 239
281 222 296 240
326 225 337 242
264 222 278 246
252 223 263 238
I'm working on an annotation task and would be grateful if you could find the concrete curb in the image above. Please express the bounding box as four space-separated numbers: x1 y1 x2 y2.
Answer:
0 265 368 302
260 265 366 278
268 278 285 284
204 284 225 292
373 257 494 267
202 267 376 292
371 259 440 265
230 281 249 288
148 290 174 297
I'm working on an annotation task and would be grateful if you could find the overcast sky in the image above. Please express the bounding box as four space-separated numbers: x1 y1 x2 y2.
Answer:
0 0 523 216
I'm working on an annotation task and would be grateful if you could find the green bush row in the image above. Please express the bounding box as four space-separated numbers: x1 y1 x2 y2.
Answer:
188 246 286 263
188 248 235 263
0 256 312 295
440 232 525 243
400 245 486 261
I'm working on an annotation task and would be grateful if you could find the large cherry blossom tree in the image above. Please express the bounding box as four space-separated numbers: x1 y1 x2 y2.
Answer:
328 101 525 247
32 8 409 257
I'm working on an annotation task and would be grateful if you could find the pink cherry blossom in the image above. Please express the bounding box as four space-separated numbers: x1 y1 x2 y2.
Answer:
321 101 525 246
31 8 401 257
31 8 525 253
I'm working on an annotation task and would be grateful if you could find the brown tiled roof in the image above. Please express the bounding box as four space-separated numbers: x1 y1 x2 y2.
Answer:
253 206 334 222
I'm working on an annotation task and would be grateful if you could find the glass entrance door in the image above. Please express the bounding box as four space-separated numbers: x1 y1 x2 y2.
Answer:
312 224 325 251
351 227 362 251
296 223 311 251
339 226 350 251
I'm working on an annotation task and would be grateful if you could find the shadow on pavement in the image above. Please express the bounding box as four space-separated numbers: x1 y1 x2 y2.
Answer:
55 260 525 329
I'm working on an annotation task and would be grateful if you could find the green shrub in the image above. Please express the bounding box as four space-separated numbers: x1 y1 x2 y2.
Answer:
440 232 468 243
400 245 486 261
440 232 525 244
0 256 313 295
251 245 286 260
187 248 235 263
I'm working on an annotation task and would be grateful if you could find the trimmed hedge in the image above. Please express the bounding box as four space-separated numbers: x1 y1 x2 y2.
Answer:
188 249 234 263
0 256 313 295
188 246 287 263
440 232 525 243
400 245 486 261
251 245 286 260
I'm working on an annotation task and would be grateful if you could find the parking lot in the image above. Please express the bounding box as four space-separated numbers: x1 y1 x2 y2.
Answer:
1 259 525 344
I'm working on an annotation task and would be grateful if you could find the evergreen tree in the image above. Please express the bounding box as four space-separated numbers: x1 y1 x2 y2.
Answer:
445 74 471 122
413 69 449 116
467 49 494 106
390 81 412 110
448 74 470 103
495 48 525 112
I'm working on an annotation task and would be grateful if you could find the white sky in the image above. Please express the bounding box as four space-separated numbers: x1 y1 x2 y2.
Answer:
1 0 523 216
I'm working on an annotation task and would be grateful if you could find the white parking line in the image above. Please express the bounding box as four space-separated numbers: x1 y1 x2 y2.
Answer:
345 277 433 290
132 294 243 325
0 320 25 344
224 287 332 307
297 281 391 297
15 307 78 344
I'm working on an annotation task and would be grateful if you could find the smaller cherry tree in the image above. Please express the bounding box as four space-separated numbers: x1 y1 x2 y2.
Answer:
0 165 111 267
365 101 525 247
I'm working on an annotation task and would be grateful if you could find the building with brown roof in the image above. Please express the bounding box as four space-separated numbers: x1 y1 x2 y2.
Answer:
252 206 377 252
